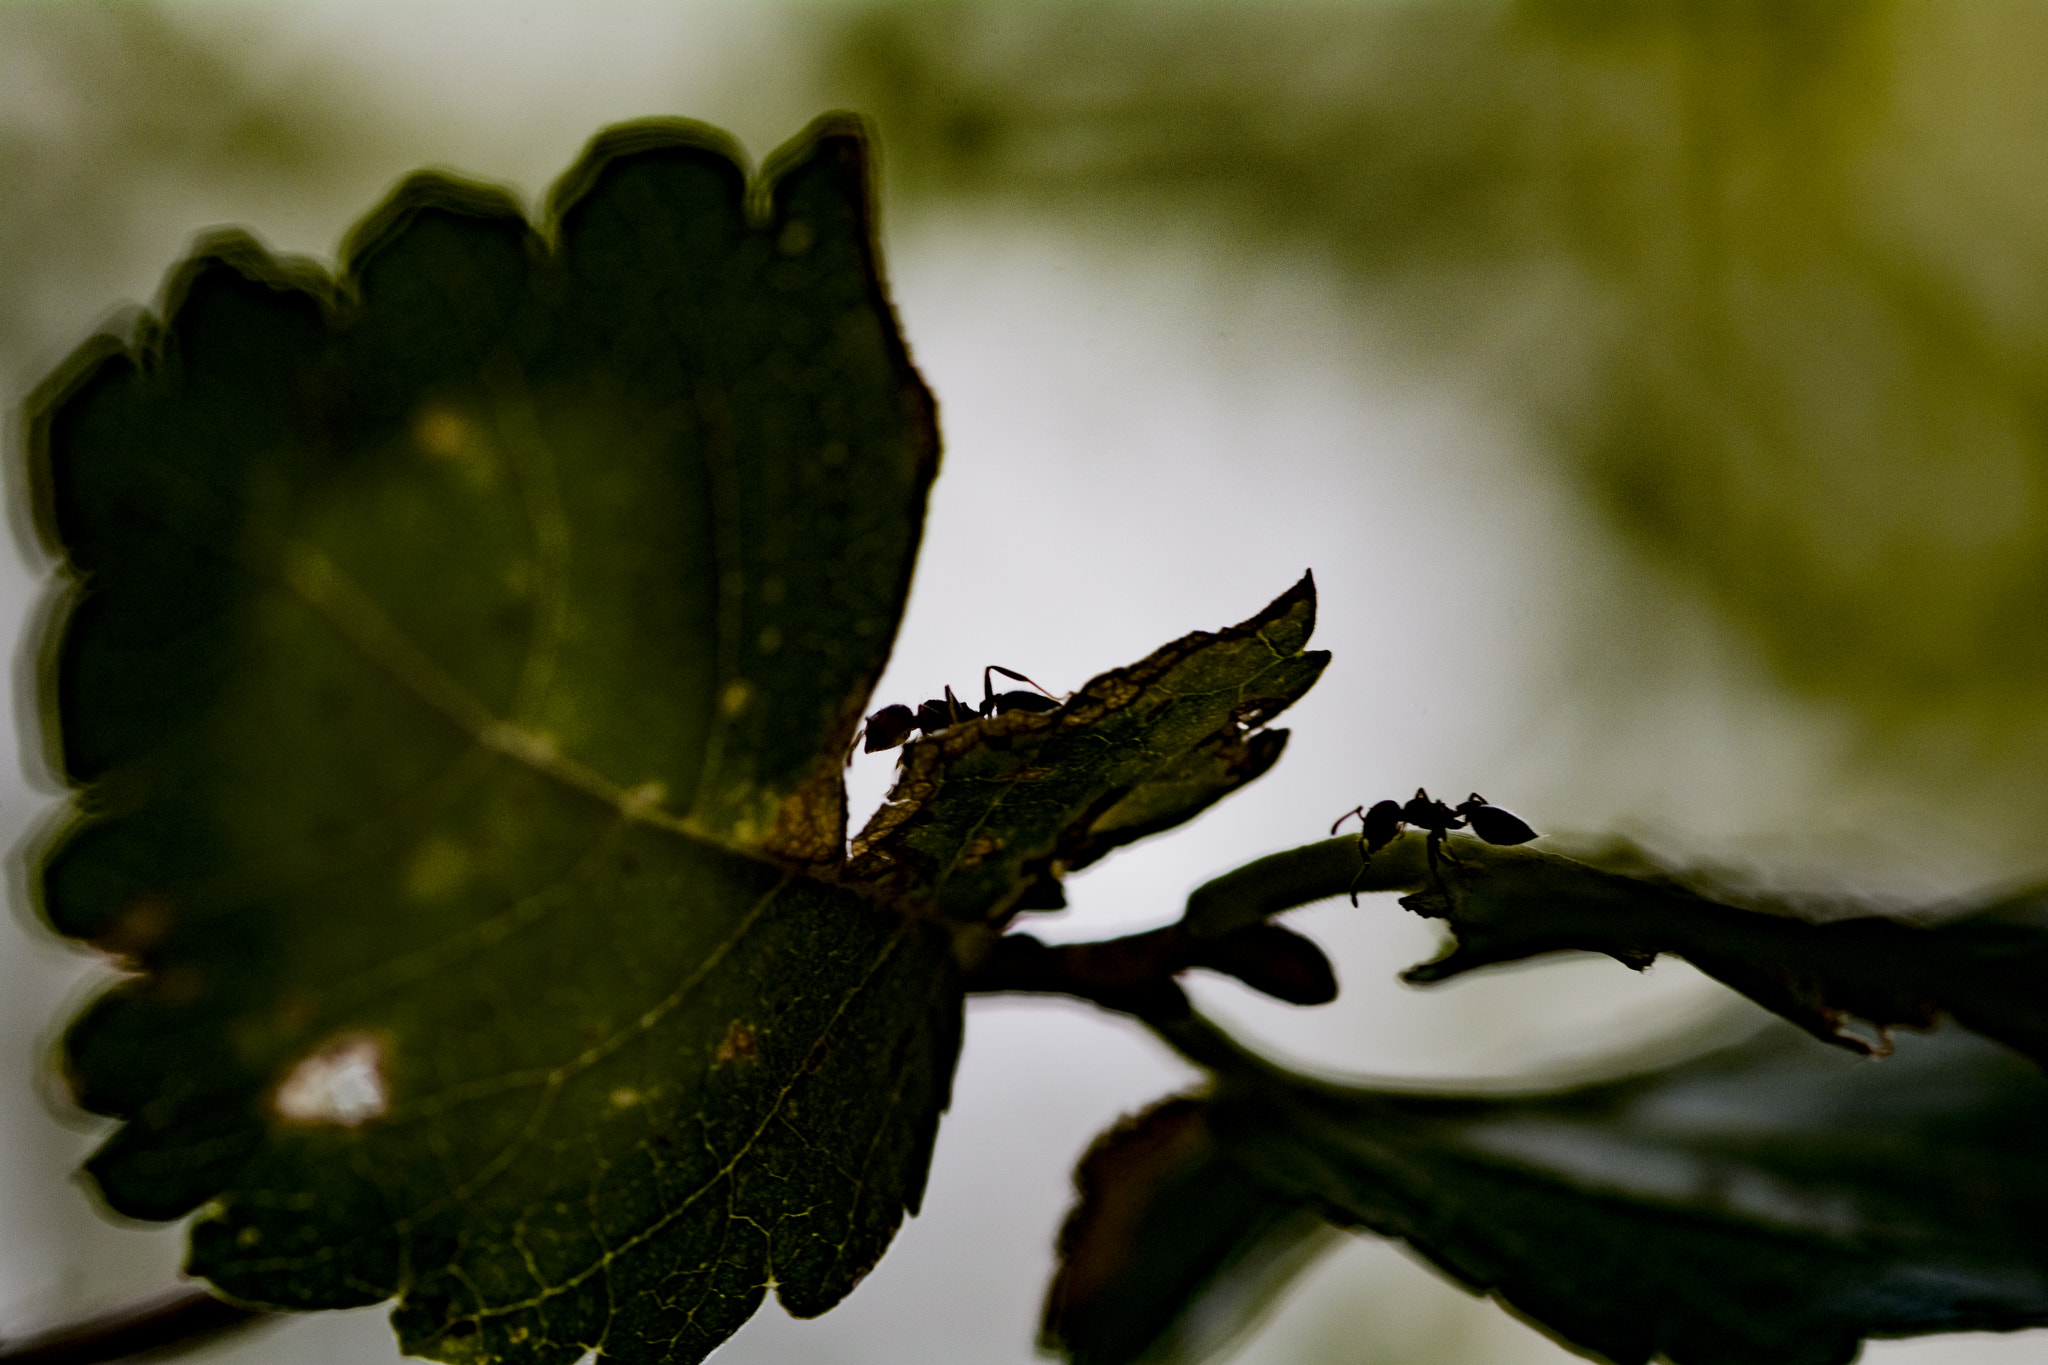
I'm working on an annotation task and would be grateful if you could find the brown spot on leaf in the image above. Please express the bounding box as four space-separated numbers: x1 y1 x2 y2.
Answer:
102 894 174 961
714 1020 758 1067
761 755 849 867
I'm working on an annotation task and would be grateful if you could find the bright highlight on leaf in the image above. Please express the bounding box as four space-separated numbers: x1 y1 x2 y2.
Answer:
272 1034 389 1127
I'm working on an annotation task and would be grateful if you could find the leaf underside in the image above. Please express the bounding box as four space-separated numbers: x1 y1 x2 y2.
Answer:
1054 1020 2048 1365
30 115 959 1365
1041 1097 1333 1365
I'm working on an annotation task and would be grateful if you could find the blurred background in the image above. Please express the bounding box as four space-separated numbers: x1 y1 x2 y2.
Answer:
5 2 2048 1362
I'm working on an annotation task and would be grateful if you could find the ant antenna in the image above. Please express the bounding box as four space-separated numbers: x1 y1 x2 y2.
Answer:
983 665 1059 706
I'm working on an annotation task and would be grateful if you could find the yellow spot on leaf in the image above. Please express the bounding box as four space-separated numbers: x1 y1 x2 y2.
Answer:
405 835 470 901
610 1087 640 1109
412 405 497 489
621 782 668 818
413 406 471 459
487 724 559 764
720 681 753 718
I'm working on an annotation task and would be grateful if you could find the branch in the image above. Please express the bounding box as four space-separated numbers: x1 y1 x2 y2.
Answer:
962 921 1335 1022
0 1288 269 1365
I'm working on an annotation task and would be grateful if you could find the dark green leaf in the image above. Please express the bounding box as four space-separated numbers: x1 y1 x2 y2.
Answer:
849 574 1328 924
1185 833 2048 1067
29 116 956 1365
1069 1017 2048 1365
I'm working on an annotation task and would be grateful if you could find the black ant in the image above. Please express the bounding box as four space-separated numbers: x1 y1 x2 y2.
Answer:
860 666 1062 754
1329 788 1537 903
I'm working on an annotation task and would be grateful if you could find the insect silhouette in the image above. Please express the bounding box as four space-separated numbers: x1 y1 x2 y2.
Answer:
1329 789 1538 902
860 666 1062 754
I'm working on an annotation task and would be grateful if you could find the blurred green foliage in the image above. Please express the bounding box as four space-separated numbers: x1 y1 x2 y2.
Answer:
0 5 372 390
827 0 2048 766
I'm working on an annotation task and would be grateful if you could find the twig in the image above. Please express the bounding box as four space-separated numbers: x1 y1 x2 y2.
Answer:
0 1287 269 1365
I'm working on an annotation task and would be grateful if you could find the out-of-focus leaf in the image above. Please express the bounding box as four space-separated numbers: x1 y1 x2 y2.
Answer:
848 575 1328 924
1185 832 2048 1066
1041 1097 1334 1365
29 116 958 1365
1066 1017 2048 1365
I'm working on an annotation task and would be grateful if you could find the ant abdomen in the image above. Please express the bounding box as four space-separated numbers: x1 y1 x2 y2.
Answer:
1457 794 1538 847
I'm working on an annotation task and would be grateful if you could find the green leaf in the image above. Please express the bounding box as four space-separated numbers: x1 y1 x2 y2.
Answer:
29 116 957 1365
1185 833 2048 1067
1061 1018 2048 1365
849 574 1328 924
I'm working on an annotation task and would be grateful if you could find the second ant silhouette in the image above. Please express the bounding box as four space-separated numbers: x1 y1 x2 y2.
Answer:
1330 789 1538 903
860 666 1062 754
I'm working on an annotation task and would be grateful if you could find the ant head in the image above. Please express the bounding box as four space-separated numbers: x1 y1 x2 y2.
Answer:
1362 799 1404 843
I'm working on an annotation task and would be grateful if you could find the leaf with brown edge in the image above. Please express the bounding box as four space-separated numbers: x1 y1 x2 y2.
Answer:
847 574 1328 925
1042 1097 1334 1365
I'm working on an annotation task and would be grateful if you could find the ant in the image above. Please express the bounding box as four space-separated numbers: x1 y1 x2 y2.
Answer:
1329 788 1537 903
860 666 1063 754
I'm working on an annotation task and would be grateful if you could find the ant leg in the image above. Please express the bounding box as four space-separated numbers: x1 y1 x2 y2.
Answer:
1347 857 1371 907
1425 828 1449 897
1327 807 1374 904
1328 806 1380 905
